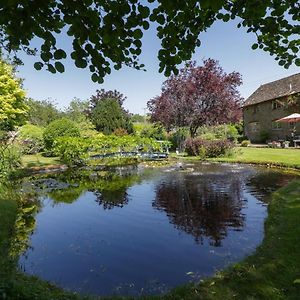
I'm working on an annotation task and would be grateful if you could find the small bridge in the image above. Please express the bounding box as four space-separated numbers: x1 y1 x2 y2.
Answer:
90 151 168 160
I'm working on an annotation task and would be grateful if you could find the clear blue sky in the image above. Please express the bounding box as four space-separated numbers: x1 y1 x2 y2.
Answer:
17 20 299 114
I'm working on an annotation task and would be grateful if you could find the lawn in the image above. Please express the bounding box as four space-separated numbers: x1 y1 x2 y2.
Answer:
209 147 300 169
21 154 61 169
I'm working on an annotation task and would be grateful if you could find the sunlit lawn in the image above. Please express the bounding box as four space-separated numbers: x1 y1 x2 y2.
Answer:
21 154 61 168
210 147 300 168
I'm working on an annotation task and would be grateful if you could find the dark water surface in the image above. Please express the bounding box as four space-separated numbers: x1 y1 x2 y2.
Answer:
18 163 296 296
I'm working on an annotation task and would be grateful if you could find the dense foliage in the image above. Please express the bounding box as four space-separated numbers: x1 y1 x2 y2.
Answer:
0 143 22 178
25 98 62 127
197 124 240 141
168 128 190 151
54 137 89 166
184 138 234 158
0 58 27 131
89 89 133 134
64 98 89 123
54 134 171 166
148 59 243 137
133 122 167 140
0 1 298 82
43 118 80 150
17 124 44 154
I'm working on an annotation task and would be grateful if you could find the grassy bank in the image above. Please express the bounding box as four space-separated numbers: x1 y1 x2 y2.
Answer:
1 171 300 299
21 154 61 169
208 147 300 169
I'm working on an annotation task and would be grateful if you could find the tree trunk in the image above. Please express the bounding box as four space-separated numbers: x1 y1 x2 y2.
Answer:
190 126 197 138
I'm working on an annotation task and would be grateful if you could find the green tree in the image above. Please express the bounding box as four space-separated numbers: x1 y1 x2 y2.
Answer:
0 58 27 131
90 99 133 135
64 98 89 123
26 98 62 127
131 114 145 123
0 1 298 83
43 118 80 150
18 124 44 154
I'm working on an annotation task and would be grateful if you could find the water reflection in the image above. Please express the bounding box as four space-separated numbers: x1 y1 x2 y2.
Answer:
245 170 297 201
15 163 298 296
153 172 246 246
29 166 150 209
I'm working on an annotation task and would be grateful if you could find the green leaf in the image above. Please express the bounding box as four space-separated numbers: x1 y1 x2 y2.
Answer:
41 51 52 62
75 59 87 68
295 58 300 67
294 279 300 284
34 62 43 70
47 64 56 73
54 49 67 59
133 29 143 39
91 73 98 82
143 21 150 30
55 61 65 73
252 43 258 50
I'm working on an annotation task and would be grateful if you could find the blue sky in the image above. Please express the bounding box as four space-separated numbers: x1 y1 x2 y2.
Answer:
17 20 299 114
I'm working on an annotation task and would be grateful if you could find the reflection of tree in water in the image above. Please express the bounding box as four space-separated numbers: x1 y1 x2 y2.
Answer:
152 174 245 247
9 193 40 258
246 171 297 202
91 172 142 210
94 189 129 210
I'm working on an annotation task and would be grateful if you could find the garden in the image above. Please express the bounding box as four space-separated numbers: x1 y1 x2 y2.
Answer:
0 55 300 300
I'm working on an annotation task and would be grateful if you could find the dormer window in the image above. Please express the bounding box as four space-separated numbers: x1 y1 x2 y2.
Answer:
272 101 281 110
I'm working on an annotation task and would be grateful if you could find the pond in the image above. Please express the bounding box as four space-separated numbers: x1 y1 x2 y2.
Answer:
16 162 297 297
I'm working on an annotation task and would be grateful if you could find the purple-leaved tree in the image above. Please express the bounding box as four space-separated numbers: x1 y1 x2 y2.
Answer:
148 59 243 137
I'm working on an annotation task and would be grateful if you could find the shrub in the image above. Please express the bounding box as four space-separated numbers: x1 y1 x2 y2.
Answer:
259 130 270 143
184 138 233 158
54 137 89 166
43 118 80 151
241 140 250 147
0 143 22 177
197 124 240 141
137 123 167 140
17 124 44 154
113 128 128 136
168 127 189 151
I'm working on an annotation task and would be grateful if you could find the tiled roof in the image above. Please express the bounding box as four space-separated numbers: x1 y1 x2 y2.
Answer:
244 73 300 107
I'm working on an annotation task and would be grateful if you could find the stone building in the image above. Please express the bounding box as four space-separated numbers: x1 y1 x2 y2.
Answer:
243 73 300 142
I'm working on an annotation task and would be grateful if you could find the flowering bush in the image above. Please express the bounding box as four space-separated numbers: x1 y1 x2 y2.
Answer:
184 138 233 158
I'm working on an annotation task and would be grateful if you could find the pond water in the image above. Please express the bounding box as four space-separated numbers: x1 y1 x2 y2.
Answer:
17 162 296 297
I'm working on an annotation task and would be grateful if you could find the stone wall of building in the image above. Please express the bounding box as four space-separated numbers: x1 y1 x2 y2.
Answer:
243 97 300 143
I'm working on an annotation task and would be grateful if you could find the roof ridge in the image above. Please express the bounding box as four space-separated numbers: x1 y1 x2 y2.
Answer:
244 72 300 107
259 72 300 87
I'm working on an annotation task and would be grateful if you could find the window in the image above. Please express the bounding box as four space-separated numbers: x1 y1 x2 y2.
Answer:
272 121 282 130
249 122 260 132
253 106 259 113
272 101 281 110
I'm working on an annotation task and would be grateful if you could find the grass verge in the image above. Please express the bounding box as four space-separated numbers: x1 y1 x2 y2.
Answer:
208 147 300 169
21 154 61 169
